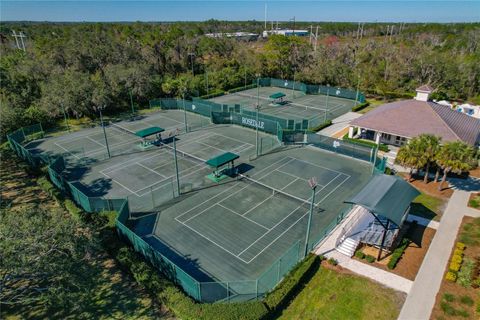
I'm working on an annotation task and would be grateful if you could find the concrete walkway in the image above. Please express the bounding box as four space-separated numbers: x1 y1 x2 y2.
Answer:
314 207 413 294
317 112 362 137
398 190 474 320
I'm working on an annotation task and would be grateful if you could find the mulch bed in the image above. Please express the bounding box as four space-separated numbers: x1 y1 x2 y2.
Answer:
354 223 436 281
430 216 480 320
397 172 454 199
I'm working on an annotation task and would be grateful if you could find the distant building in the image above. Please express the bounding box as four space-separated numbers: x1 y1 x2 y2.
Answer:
348 86 480 147
204 32 259 41
262 29 309 37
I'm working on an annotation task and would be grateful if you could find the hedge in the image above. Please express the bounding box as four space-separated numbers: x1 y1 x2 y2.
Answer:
263 254 320 310
199 90 225 99
387 238 410 270
116 247 268 320
309 120 332 132
342 134 390 152
351 102 370 112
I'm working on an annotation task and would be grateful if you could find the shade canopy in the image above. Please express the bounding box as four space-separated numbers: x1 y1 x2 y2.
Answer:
135 127 164 138
269 92 286 99
205 152 239 168
345 174 420 226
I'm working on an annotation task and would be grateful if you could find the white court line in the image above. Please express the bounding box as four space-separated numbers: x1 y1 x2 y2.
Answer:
101 171 141 196
100 149 166 174
175 157 291 222
242 193 276 217
54 142 81 159
275 169 308 182
280 177 300 190
216 203 269 231
291 157 350 176
86 136 105 148
152 158 175 171
237 202 309 257
137 162 167 179
244 211 310 263
314 174 350 205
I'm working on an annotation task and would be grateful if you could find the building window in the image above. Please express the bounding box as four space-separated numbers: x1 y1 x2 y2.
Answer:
381 133 392 141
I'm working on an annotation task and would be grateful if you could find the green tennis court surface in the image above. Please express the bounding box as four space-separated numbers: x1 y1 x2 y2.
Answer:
25 109 372 302
209 86 356 124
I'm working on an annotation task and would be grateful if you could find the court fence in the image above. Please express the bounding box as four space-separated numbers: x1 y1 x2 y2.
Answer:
7 123 381 304
258 77 366 103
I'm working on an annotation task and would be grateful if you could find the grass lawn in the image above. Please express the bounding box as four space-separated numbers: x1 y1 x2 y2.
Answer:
357 99 384 114
277 266 404 320
410 193 446 222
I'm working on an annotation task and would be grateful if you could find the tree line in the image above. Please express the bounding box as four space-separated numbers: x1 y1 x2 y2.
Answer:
1 21 479 138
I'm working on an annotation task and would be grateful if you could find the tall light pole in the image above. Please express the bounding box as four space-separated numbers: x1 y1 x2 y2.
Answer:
182 93 188 133
354 75 361 108
129 89 135 115
188 52 195 76
173 134 181 196
98 105 111 159
255 76 260 157
61 104 70 132
304 177 318 257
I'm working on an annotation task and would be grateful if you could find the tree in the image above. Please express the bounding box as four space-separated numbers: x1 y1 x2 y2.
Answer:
395 137 427 181
417 134 441 184
435 141 476 190
0 208 97 307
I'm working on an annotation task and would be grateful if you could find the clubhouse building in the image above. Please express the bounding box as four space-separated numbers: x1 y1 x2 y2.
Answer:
348 86 480 147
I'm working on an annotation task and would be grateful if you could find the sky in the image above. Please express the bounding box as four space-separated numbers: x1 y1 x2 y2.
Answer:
1 1 479 23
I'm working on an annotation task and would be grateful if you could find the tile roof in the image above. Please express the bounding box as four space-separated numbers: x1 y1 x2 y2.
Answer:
416 85 434 92
350 100 480 145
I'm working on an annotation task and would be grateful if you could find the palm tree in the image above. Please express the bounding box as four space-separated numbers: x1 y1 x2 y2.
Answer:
417 134 441 184
395 137 426 181
436 141 476 190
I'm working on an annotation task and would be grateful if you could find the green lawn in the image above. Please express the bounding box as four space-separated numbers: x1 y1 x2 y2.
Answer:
410 193 446 222
357 99 384 114
277 267 403 320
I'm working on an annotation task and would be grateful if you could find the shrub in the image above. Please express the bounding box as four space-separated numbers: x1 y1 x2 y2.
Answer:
471 278 480 288
342 134 390 152
440 301 457 316
459 295 474 306
457 258 475 287
456 242 466 250
95 210 118 228
309 120 332 132
354 251 365 259
64 199 84 221
264 254 320 310
365 255 376 263
451 254 463 264
453 249 464 257
37 176 61 199
457 309 469 318
387 238 410 270
318 255 327 261
445 272 457 282
327 257 338 266
449 261 461 272
351 101 370 112
443 293 455 302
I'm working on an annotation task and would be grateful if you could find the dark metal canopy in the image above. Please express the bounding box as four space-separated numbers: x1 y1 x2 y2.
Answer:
269 92 286 99
135 126 165 138
205 152 239 168
345 174 420 227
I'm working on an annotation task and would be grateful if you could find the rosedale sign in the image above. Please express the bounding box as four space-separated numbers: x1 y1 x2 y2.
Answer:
241 117 265 129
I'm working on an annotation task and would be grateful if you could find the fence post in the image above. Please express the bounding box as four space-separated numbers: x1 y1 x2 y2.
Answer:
197 282 201 302
226 281 230 302
277 259 281 282
151 186 155 208
255 279 259 299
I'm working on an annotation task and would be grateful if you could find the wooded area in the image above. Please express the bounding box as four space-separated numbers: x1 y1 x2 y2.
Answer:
1 21 479 137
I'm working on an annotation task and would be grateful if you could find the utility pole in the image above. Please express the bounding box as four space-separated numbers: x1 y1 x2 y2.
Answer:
173 134 181 196
188 52 195 76
182 93 188 133
264 3 267 29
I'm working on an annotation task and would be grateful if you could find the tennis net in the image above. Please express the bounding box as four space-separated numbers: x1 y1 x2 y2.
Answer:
159 140 206 167
238 173 313 208
232 92 271 104
110 122 137 136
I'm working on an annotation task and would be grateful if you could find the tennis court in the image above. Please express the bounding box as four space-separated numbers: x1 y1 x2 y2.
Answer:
209 86 356 125
24 108 372 302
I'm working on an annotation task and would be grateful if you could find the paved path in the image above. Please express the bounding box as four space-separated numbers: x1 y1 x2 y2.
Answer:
314 206 413 294
318 112 362 137
398 190 474 320
407 214 440 230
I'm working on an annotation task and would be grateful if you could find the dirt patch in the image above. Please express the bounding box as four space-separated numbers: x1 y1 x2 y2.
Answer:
332 127 349 139
469 167 480 179
355 224 436 281
398 173 454 199
430 216 480 320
